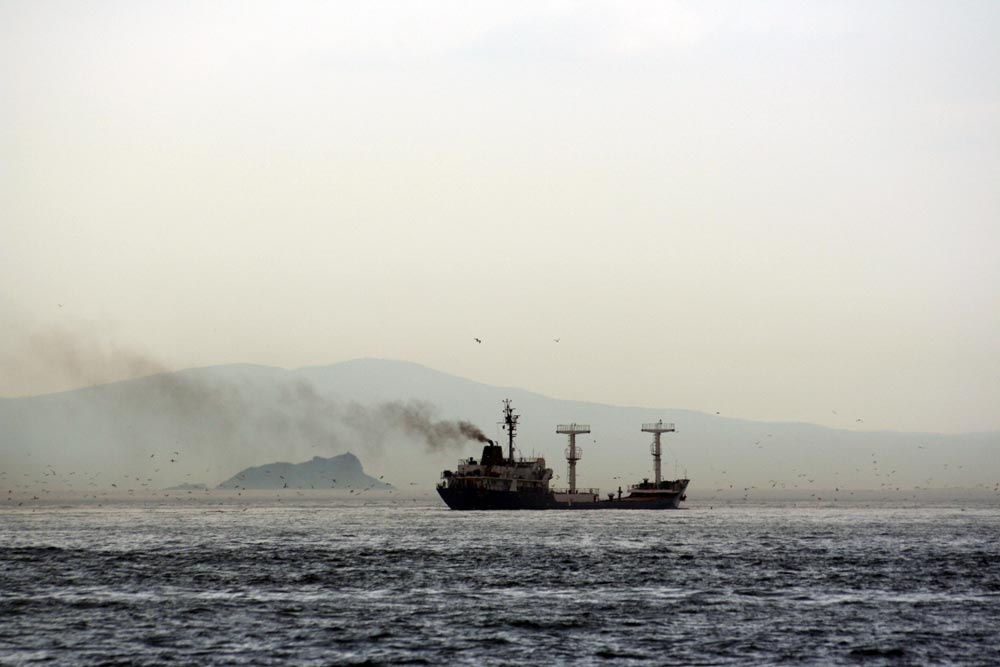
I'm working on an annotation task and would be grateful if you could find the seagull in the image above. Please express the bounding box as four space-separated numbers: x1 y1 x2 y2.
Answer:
474 338 482 343
553 338 560 343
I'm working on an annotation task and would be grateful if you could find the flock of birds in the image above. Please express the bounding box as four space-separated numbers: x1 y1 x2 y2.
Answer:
6 435 999 509
1 447 441 509
699 435 1000 504
4 397 998 508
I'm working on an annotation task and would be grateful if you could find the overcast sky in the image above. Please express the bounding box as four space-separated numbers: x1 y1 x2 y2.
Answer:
2 1 998 433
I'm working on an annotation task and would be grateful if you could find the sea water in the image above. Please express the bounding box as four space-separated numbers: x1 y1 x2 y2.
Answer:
2 498 999 666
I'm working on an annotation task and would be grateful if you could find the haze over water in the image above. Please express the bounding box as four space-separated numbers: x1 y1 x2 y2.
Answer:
3 1 999 434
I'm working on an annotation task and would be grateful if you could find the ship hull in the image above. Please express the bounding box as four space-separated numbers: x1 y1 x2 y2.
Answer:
437 486 554 510
437 486 686 510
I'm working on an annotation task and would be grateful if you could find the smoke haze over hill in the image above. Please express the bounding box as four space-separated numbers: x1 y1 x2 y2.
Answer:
2 360 998 503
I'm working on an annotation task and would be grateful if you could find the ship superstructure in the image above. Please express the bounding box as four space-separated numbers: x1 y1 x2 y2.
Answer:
436 400 689 510
437 400 553 509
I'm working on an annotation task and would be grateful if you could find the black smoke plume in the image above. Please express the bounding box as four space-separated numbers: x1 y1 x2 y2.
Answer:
340 398 490 451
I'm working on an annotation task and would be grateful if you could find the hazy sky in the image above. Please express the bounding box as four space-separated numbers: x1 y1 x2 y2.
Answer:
2 1 998 433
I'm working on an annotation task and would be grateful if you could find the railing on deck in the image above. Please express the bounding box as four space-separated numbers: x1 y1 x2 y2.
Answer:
641 422 676 431
629 480 683 491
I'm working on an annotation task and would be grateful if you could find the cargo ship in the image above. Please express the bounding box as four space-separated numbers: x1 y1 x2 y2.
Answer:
437 400 689 510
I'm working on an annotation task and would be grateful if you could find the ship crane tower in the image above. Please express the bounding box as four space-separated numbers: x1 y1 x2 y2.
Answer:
642 420 676 485
556 423 590 493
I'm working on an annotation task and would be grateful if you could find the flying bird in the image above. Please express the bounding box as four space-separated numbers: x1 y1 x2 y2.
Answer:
474 338 482 343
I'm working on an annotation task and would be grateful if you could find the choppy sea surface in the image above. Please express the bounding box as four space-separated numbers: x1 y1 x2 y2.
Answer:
2 498 999 666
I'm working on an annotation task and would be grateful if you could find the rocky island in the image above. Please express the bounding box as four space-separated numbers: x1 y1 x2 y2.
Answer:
217 453 391 491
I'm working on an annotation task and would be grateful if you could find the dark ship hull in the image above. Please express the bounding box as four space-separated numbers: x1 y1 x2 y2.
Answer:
437 484 688 511
437 487 553 510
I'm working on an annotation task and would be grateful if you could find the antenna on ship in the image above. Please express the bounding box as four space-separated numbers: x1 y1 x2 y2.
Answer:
502 399 519 463
556 423 590 493
642 420 676 485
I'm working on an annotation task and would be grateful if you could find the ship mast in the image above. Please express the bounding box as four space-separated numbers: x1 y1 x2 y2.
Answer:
557 423 590 493
642 420 676 484
502 399 519 463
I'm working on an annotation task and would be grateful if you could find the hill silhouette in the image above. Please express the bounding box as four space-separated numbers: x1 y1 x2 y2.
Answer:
1 358 998 499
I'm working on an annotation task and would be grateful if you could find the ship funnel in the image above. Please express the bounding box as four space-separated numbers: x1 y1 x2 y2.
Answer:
556 423 591 493
641 420 676 485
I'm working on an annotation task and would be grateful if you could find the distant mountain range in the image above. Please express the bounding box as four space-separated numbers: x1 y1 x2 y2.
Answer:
218 453 391 491
1 358 998 498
